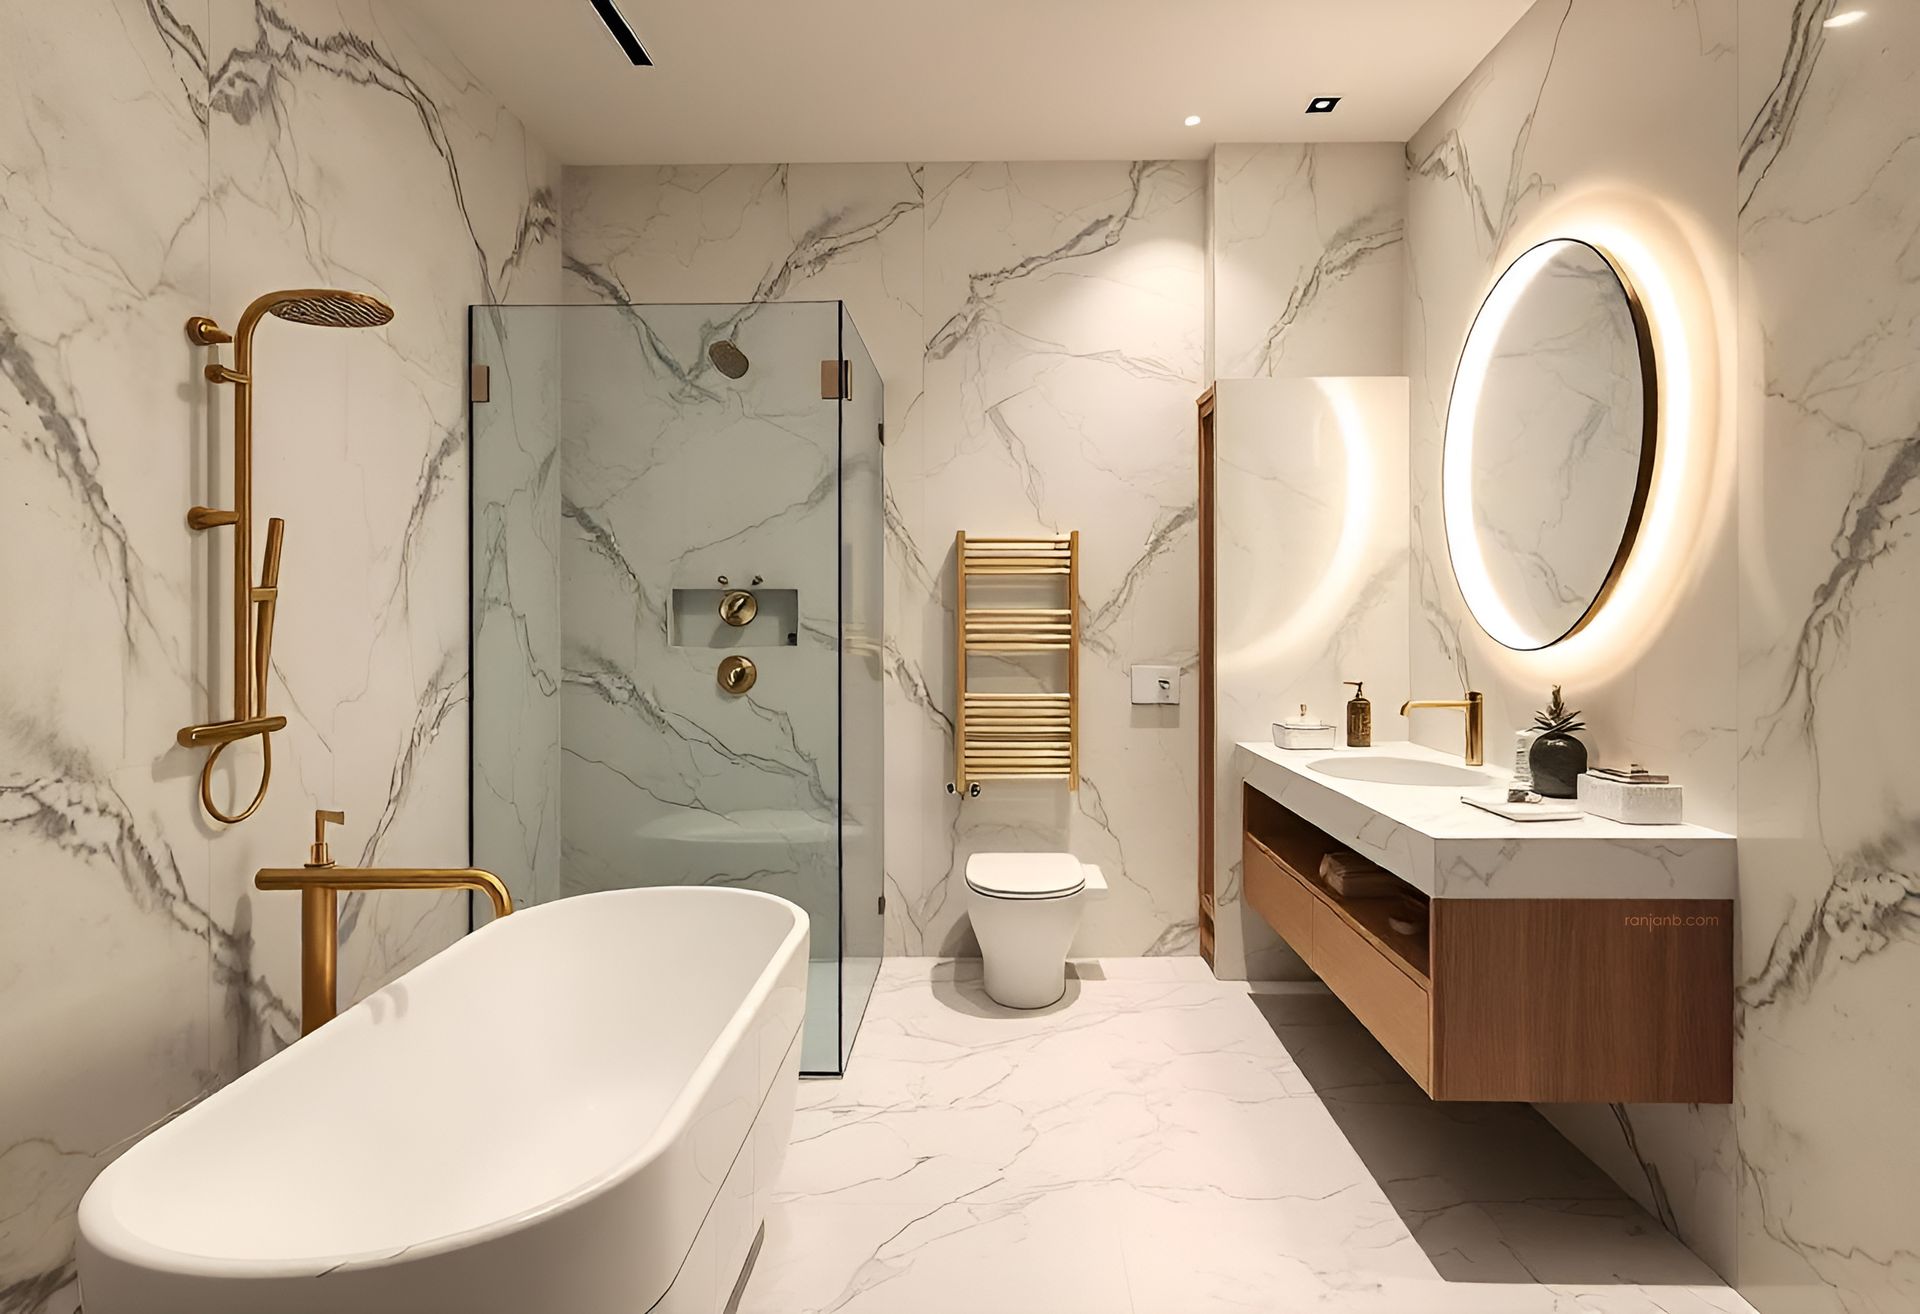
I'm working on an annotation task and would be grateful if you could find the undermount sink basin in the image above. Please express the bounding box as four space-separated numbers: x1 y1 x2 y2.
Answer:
1308 756 1488 787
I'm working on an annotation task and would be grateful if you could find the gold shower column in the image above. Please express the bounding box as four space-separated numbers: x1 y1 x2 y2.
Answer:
178 289 394 824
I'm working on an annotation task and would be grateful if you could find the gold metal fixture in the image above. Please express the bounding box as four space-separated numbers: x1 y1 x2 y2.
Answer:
951 532 1081 794
717 654 758 695
180 289 396 824
820 358 850 400
1399 690 1486 766
256 808 511 1035
719 589 759 626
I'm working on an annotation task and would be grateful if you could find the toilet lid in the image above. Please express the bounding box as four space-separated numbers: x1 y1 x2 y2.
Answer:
965 852 1087 898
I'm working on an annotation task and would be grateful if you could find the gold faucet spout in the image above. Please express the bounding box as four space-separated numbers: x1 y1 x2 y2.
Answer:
256 809 511 1035
255 867 513 919
1398 690 1486 767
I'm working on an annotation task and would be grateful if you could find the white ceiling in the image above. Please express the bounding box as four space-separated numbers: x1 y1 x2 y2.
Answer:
402 0 1532 164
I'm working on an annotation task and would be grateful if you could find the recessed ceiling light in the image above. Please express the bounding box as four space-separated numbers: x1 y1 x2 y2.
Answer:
588 0 653 65
1823 8 1867 26
1183 114 1203 127
1306 96 1342 114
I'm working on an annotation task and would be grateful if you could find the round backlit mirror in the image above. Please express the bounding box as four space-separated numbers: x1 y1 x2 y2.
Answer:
1442 238 1657 650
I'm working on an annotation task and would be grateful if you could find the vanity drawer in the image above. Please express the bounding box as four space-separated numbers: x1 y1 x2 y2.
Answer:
1311 900 1432 1091
1243 837 1315 955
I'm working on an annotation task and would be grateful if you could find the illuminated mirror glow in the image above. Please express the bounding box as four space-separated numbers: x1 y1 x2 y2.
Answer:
1442 238 1657 651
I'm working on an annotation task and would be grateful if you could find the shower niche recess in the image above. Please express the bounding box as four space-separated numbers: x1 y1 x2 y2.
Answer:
670 586 801 648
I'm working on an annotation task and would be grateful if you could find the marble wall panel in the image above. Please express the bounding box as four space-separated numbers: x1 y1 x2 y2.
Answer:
1405 0 1743 1279
1734 1 1920 1309
0 1 557 1307
1208 144 1407 379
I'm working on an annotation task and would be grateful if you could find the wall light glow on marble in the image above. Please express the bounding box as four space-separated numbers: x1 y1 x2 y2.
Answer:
1220 378 1375 675
1184 115 1203 126
1823 10 1867 28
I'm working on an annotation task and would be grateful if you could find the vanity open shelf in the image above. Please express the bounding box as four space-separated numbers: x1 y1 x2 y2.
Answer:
1237 743 1734 1104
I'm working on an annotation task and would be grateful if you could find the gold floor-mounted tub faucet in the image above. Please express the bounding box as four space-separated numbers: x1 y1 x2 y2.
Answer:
256 809 512 1035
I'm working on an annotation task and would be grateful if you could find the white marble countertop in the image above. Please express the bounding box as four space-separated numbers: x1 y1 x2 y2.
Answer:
1233 740 1735 900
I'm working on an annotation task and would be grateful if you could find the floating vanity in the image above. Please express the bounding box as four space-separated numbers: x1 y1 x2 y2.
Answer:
1235 741 1732 1104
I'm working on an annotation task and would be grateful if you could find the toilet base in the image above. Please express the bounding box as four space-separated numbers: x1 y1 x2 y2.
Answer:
967 883 1086 1011
981 954 1068 1010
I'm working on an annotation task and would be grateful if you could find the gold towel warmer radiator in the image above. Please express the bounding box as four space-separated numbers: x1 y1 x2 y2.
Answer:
179 289 395 824
949 532 1080 797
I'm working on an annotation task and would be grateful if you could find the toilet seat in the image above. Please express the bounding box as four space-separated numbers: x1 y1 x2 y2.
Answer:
965 852 1086 900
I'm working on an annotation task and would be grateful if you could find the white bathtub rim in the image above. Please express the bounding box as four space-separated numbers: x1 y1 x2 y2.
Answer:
79 886 809 1280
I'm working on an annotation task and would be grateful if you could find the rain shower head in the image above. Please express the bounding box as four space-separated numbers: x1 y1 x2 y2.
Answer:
263 289 395 329
708 339 750 379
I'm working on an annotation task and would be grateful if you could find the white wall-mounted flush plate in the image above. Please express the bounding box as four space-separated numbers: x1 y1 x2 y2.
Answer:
1130 664 1180 705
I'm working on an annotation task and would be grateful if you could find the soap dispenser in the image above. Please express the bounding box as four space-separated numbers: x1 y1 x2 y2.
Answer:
1344 681 1372 747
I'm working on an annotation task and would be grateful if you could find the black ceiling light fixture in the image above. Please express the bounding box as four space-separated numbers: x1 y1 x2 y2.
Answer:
589 0 652 66
1306 96 1342 114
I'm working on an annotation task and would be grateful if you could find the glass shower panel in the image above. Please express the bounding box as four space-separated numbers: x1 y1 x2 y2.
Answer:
559 302 842 1071
470 306 562 915
472 301 879 1077
838 306 885 1071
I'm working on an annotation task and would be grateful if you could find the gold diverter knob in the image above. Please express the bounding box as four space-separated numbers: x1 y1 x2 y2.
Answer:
717 654 757 695
719 589 759 626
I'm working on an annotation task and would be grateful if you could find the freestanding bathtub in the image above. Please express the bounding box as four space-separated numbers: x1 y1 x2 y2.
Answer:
77 886 808 1314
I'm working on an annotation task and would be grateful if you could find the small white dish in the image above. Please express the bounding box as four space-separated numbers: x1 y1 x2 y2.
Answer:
1273 722 1337 751
1460 793 1582 822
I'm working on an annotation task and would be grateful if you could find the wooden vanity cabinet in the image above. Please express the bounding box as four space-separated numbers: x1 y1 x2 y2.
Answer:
1243 785 1733 1103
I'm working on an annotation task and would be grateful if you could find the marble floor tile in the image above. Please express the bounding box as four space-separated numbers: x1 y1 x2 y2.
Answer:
741 958 1754 1314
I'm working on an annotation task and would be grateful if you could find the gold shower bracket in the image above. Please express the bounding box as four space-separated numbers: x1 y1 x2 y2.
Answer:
178 289 395 824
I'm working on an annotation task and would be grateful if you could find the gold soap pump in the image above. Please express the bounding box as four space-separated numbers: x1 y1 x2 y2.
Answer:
1344 681 1372 747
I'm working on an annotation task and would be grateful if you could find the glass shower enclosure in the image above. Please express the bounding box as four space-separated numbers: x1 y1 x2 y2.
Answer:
469 301 884 1075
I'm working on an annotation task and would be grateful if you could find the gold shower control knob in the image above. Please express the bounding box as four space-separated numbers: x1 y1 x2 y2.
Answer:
717 654 757 695
719 589 759 627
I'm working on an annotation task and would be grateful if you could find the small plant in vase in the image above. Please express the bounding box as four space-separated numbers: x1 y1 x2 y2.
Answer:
1528 686 1588 798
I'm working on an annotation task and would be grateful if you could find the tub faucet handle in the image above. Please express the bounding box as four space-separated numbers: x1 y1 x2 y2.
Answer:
309 809 345 868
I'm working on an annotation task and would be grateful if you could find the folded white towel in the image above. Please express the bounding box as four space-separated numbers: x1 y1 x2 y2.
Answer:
1319 852 1403 897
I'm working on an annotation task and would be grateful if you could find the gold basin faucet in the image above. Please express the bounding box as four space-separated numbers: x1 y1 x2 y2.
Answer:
256 809 512 1035
1399 690 1485 766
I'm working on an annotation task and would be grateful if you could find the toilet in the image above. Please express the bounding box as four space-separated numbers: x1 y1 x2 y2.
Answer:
965 853 1107 1009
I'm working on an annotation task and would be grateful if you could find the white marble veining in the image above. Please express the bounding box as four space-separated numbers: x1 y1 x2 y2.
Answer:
0 1 558 1307
1207 144 1407 379
739 957 1756 1314
1237 741 1734 900
1734 0 1920 1309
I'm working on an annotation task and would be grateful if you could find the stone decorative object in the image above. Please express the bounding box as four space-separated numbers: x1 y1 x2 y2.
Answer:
1578 772 1685 825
